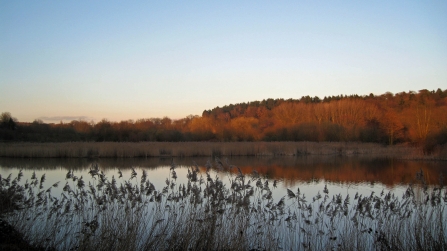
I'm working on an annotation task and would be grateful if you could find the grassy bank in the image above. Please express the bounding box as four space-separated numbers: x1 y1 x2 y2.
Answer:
1 141 444 159
1 162 446 250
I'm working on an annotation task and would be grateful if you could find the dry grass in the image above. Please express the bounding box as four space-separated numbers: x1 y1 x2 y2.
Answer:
1 160 446 251
1 141 440 159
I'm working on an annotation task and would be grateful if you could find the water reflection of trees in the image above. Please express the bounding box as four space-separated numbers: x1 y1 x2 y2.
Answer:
0 156 445 187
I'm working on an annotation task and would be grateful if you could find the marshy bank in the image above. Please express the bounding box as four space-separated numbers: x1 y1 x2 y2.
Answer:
1 142 445 160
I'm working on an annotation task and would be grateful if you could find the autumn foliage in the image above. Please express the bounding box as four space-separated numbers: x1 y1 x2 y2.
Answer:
1 89 447 149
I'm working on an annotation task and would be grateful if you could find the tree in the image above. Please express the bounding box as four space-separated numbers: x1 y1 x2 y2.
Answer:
33 119 44 124
272 102 311 126
228 117 260 141
313 103 330 125
0 112 12 123
381 110 404 145
188 117 216 141
1 112 17 130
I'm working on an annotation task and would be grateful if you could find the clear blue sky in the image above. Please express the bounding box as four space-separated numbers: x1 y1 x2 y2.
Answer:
1 1 446 122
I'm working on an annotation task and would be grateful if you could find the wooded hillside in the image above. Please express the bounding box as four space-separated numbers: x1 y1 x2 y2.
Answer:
1 89 446 151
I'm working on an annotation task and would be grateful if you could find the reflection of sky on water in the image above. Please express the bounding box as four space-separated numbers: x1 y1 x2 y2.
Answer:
1 156 445 201
2 156 444 251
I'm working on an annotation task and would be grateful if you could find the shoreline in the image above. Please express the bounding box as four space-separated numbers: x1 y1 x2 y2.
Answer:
1 141 445 160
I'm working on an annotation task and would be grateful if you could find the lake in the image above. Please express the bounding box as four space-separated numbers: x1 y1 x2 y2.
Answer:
1 156 445 198
1 156 446 250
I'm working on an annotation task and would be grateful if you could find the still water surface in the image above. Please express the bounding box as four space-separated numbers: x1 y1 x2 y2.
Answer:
1 156 445 200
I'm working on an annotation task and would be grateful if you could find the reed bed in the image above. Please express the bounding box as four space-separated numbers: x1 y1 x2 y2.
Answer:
1 159 446 251
0 142 435 159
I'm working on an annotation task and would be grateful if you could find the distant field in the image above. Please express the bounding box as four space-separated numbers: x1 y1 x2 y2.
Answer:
0 141 445 159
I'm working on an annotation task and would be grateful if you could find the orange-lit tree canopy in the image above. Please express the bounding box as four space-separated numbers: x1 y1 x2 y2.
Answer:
1 89 446 147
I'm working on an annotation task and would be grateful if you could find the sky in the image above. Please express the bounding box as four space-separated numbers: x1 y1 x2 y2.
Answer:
1 1 446 123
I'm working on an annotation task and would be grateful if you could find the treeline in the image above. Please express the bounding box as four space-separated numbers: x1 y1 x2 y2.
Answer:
1 89 447 148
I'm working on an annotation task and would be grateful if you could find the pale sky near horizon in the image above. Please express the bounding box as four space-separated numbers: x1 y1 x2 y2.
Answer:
1 1 446 123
